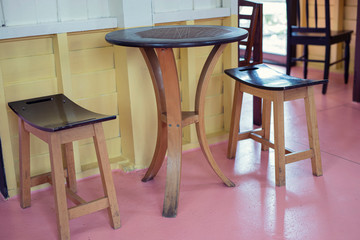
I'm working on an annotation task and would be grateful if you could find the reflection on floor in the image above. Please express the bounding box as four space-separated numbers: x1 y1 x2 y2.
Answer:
1 66 359 240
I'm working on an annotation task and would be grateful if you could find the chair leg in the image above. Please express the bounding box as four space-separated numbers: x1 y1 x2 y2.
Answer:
303 44 308 79
64 142 77 193
304 87 323 176
227 82 243 159
49 134 70 240
261 99 271 151
344 39 350 84
273 92 286 186
93 123 121 229
18 118 31 208
322 45 331 94
253 96 262 126
286 42 292 76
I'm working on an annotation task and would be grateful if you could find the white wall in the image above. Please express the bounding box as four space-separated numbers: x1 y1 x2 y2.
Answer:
0 0 237 38
0 0 110 27
152 0 222 13
0 1 4 26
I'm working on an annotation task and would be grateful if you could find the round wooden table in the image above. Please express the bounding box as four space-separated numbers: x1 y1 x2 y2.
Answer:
106 25 247 217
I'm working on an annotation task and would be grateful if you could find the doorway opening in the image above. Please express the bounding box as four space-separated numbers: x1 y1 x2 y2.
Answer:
260 0 287 65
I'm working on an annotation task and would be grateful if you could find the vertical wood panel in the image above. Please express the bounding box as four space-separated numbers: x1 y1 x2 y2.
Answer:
0 66 17 197
53 33 72 95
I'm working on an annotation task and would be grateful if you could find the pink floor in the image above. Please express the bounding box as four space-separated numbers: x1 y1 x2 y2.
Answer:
1 66 360 240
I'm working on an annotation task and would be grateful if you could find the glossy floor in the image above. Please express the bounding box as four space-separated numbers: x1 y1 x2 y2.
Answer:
1 66 359 240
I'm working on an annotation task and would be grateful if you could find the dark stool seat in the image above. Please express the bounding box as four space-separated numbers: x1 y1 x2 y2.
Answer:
226 64 327 186
8 94 115 132
8 94 121 240
225 64 328 90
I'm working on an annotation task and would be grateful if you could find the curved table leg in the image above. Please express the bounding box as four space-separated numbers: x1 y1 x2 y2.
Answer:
195 44 235 187
140 48 168 182
156 48 183 217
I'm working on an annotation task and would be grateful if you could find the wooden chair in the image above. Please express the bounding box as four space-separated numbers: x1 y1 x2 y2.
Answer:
8 94 121 240
227 0 326 186
238 0 263 126
286 0 353 94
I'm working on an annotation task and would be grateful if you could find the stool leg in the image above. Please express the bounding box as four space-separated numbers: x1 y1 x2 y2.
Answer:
227 81 243 159
49 134 70 240
273 92 286 186
93 123 121 229
18 119 31 208
261 99 271 151
304 87 323 176
64 142 77 193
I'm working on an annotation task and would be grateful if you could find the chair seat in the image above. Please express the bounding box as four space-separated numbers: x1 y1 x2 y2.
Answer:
225 64 328 91
8 94 115 132
290 30 353 45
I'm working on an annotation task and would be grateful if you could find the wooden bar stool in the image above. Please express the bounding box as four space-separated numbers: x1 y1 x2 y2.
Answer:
8 94 121 240
225 64 327 186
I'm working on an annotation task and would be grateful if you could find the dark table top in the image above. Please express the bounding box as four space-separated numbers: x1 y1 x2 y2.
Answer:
105 25 248 48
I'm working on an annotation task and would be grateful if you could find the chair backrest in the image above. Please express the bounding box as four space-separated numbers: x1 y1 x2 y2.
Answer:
286 0 331 37
238 0 263 67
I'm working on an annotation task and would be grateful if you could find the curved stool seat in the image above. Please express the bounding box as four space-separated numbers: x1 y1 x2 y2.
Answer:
225 64 327 186
225 64 328 91
8 94 121 240
8 94 115 132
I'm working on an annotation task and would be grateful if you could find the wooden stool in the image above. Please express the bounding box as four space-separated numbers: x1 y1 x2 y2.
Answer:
8 94 121 240
225 64 327 186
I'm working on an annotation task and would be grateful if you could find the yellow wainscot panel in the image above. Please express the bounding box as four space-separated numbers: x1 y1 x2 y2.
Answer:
71 69 116 98
78 118 120 145
79 137 121 170
195 55 223 78
1 54 56 84
213 56 223 74
196 45 213 56
195 55 207 79
76 93 118 116
28 135 49 156
0 37 53 60
29 153 52 177
204 114 224 135
102 118 120 138
4 78 58 102
124 47 157 168
6 110 18 138
106 137 122 160
204 94 224 117
173 48 180 60
206 75 223 97
9 137 19 162
68 30 113 51
195 18 222 26
69 47 114 75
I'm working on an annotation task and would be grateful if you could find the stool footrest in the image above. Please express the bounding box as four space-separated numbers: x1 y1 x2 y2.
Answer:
68 197 110 220
246 131 314 164
31 172 52 187
66 188 86 205
30 169 69 187
285 150 314 164
248 132 292 154
237 129 264 141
